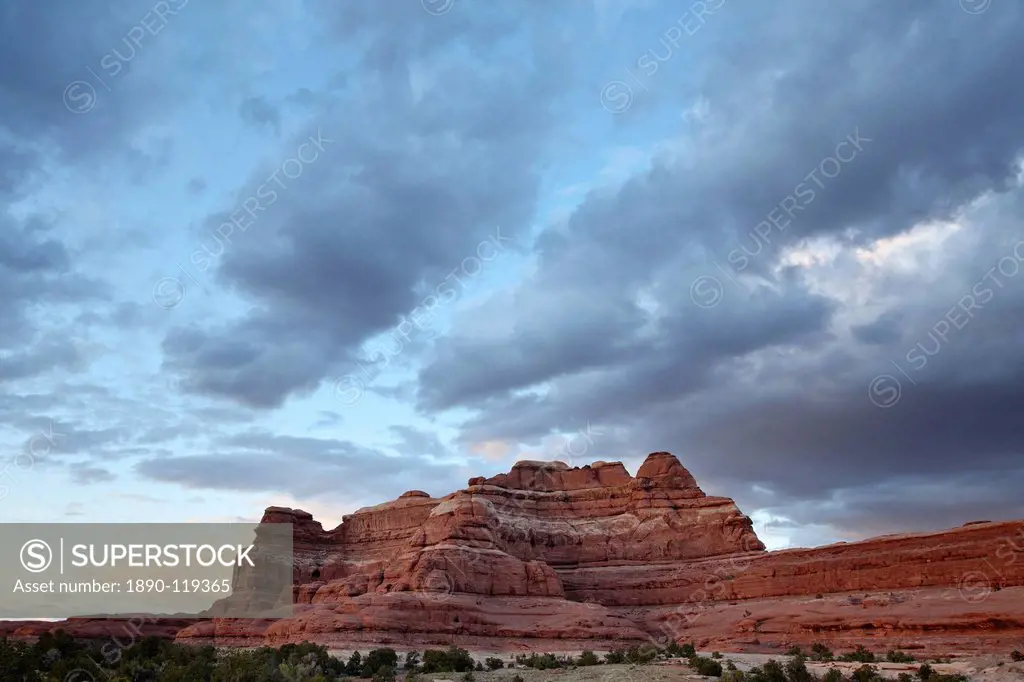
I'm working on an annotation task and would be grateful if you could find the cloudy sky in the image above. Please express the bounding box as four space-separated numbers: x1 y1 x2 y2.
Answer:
2 0 1022 550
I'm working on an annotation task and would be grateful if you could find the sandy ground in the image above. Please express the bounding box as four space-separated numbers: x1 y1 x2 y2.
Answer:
320 649 1024 681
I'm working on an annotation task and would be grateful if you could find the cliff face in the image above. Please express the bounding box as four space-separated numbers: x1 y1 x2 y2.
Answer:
268 453 764 602
176 452 1024 653
8 452 1024 655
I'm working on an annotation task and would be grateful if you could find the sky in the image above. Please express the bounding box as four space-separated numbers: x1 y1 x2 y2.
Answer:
1 0 1023 551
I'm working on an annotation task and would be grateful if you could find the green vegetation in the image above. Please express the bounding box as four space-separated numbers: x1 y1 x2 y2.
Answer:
850 664 880 682
372 665 396 682
625 644 660 664
421 646 475 673
886 649 915 663
514 652 582 669
0 630 975 681
821 669 844 682
916 662 968 682
0 632 347 681
784 655 813 682
688 654 724 677
839 645 876 663
810 643 834 662
361 648 398 677
0 635 487 681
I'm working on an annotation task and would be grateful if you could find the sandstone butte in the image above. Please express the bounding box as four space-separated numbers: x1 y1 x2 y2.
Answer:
4 452 1024 656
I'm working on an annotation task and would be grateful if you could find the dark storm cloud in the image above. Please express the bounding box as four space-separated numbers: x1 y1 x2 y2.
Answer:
0 214 107 363
419 0 1024 411
0 0 203 399
410 1 1024 537
0 0 188 162
0 339 85 381
851 310 905 346
388 425 455 461
135 431 467 500
765 468 1024 541
430 273 837 432
160 4 574 408
238 95 281 135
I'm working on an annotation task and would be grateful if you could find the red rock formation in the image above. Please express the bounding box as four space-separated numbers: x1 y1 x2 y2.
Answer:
7 453 1024 656
0 617 196 641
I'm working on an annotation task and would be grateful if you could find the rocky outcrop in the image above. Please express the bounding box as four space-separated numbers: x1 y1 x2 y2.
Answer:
8 453 1024 655
235 453 764 605
0 618 196 641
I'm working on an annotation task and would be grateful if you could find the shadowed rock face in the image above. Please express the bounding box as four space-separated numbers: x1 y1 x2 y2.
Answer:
8 453 1024 654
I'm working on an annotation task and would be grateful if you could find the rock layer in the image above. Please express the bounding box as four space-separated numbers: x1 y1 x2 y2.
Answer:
8 453 1024 655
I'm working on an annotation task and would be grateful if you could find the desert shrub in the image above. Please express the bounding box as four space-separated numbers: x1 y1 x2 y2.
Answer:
745 659 787 682
345 650 363 676
461 671 474 682
785 645 804 656
363 648 399 677
810 642 834 662
373 665 397 682
689 655 724 677
422 646 475 673
851 664 882 682
577 650 599 666
915 670 967 682
448 646 476 672
0 638 355 682
840 645 876 663
1012 650 1024 662
515 652 563 669
665 640 685 657
422 650 446 671
681 642 698 658
485 656 505 669
821 669 844 682
625 644 659 664
887 649 915 663
721 671 746 682
511 676 524 682
604 648 626 664
898 674 915 682
404 651 421 670
726 659 738 671
785 655 813 682
712 651 723 659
